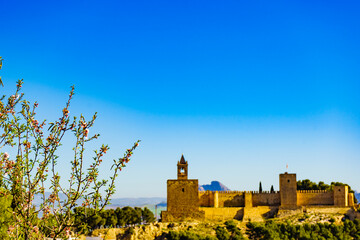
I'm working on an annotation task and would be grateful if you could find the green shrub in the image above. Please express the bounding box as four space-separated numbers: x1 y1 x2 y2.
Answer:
168 223 176 229
215 226 230 240
245 220 360 240
163 230 215 240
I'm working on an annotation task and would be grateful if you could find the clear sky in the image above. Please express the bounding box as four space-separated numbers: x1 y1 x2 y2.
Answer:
1 0 360 197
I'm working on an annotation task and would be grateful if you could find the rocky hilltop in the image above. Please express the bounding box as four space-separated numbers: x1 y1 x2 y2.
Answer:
355 191 360 202
199 181 230 191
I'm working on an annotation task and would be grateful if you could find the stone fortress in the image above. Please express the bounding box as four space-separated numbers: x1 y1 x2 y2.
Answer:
161 155 356 222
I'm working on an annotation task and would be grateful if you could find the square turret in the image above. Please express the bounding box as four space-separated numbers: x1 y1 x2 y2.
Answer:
334 185 348 207
279 172 298 208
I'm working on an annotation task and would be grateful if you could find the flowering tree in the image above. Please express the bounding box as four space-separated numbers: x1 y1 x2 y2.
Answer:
0 60 139 239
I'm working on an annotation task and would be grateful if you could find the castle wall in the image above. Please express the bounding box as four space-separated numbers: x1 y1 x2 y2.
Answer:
302 206 351 215
252 192 280 206
201 207 244 220
297 190 334 206
201 206 277 221
218 191 245 207
243 206 277 222
245 192 253 207
214 191 219 208
199 191 281 207
199 191 214 207
198 187 350 211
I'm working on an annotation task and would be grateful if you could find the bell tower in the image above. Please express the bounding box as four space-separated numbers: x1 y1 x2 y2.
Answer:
177 154 188 180
162 155 205 221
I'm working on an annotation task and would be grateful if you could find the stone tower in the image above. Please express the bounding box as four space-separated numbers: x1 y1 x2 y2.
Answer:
161 155 204 221
279 172 298 209
177 155 188 180
334 185 349 207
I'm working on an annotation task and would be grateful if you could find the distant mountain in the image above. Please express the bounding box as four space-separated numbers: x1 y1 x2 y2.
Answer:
355 191 360 203
33 193 166 209
109 197 166 208
199 181 230 191
33 192 68 206
157 201 167 207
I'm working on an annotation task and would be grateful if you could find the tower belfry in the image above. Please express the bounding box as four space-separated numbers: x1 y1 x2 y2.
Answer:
177 154 188 180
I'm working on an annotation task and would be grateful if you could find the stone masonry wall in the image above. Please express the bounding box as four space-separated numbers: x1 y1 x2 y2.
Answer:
280 173 297 208
201 207 244 220
348 193 355 207
252 192 280 206
297 190 334 206
167 180 199 212
334 186 349 207
198 190 344 208
199 191 280 207
199 191 214 207
163 179 204 221
201 206 276 221
218 191 245 207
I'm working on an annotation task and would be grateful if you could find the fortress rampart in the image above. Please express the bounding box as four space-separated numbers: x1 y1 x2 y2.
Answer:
199 191 281 207
297 190 334 206
253 192 281 206
161 156 355 222
217 191 244 207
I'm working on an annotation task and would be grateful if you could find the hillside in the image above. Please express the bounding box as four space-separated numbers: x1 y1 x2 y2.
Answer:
92 210 360 240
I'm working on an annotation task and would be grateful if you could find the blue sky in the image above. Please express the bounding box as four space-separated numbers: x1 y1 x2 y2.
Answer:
1 0 360 197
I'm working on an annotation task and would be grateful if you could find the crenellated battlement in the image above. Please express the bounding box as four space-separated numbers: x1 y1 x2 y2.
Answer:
297 190 331 193
199 190 212 193
252 191 280 194
199 190 280 194
218 190 245 194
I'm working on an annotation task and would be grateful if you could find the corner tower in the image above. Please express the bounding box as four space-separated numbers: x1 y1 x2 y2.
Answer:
334 185 349 207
